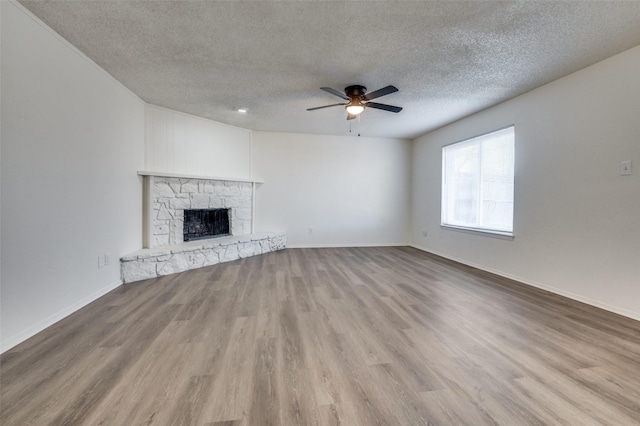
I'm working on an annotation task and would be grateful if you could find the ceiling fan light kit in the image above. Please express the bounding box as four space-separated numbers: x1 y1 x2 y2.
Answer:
345 101 365 115
308 85 402 120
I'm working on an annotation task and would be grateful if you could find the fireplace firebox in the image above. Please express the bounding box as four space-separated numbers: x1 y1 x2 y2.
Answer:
183 208 230 241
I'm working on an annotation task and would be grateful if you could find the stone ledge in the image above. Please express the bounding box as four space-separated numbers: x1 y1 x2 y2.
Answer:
120 232 286 283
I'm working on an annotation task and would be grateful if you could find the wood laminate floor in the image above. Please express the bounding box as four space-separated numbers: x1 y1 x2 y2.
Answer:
2 247 640 425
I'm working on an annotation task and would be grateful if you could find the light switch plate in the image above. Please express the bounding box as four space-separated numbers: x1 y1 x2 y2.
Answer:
620 161 632 176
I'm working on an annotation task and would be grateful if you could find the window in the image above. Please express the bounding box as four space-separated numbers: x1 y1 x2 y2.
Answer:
442 126 514 236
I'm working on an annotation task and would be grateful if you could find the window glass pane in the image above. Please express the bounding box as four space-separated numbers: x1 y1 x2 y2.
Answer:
450 143 478 227
442 127 514 234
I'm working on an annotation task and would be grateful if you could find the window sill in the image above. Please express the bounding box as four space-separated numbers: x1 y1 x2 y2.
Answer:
440 224 514 240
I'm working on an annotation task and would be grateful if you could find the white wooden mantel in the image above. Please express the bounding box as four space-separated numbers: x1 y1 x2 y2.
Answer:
137 170 264 184
138 171 263 249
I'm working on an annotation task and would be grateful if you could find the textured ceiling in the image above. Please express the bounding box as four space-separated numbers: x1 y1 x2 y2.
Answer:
18 1 640 139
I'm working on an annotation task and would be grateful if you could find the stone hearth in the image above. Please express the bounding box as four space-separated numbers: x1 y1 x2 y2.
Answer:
121 232 286 283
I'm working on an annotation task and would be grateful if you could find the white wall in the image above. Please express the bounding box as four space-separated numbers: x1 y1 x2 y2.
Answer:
412 45 640 320
1 2 145 352
252 131 412 247
145 104 252 180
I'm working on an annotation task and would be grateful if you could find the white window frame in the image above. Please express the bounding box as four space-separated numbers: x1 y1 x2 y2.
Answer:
441 126 515 237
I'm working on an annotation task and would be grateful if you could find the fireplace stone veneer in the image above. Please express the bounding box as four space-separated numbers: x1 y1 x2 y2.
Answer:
151 176 252 247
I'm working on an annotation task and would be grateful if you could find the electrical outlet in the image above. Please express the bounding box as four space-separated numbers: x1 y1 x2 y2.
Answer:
308 227 313 234
422 230 428 237
104 254 109 266
620 160 632 176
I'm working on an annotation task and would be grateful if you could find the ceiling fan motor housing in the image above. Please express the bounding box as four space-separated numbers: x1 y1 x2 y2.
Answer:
345 85 367 98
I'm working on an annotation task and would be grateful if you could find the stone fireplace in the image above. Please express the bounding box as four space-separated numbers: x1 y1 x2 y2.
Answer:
120 171 286 283
147 175 252 248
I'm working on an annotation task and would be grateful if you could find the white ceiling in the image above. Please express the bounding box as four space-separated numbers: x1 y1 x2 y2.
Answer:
18 1 640 139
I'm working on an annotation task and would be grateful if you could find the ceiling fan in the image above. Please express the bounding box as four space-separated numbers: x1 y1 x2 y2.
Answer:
307 85 402 120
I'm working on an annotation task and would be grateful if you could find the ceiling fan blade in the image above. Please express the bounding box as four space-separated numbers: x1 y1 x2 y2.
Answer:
365 102 402 113
346 113 357 120
363 85 398 101
307 103 346 111
321 87 350 101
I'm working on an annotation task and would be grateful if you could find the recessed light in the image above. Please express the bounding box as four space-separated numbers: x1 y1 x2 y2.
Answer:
236 107 248 113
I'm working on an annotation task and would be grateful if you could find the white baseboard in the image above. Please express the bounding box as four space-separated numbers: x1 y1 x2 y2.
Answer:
410 244 640 322
287 242 410 249
1 280 123 354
